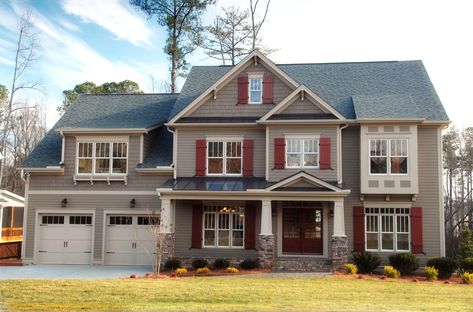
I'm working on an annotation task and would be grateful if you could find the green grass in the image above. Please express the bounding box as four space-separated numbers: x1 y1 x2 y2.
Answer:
0 277 472 311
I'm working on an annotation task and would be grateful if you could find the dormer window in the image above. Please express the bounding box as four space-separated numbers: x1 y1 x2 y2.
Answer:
248 75 263 104
77 140 128 175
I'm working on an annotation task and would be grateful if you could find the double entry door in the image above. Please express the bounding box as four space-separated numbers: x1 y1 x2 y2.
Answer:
282 208 323 254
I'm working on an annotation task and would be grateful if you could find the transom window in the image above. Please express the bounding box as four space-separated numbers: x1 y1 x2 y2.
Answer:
109 216 132 225
207 141 242 175
41 215 64 225
286 138 319 168
365 208 410 252
369 139 408 174
203 205 245 248
249 76 263 104
77 141 128 175
69 216 92 225
137 216 160 226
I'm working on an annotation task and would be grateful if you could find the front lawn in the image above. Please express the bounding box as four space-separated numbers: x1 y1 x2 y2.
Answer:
0 276 472 311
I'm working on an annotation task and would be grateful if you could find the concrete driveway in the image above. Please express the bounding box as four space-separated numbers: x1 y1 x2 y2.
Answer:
0 264 153 280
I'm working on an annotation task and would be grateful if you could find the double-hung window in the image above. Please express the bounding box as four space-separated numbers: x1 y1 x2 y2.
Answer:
365 208 410 252
77 141 128 175
286 137 319 168
203 205 245 248
207 140 242 175
248 75 263 104
369 139 408 174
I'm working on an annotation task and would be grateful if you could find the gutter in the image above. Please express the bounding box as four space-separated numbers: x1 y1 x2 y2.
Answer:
338 123 349 185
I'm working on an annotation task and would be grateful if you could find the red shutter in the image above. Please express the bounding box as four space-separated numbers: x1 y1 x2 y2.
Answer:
274 138 285 169
353 206 365 252
191 203 203 249
411 207 423 254
238 75 248 104
243 139 254 177
195 140 206 176
262 74 273 104
319 137 331 169
245 203 257 250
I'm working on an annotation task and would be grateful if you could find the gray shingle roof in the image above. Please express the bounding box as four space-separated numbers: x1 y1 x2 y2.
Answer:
352 94 420 119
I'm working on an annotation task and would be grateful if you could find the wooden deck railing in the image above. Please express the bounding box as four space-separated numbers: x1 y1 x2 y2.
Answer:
1 227 23 242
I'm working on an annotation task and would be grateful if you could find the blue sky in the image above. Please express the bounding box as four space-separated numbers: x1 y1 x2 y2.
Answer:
0 0 472 128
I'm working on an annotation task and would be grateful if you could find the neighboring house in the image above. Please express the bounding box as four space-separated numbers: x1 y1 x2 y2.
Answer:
19 51 449 270
0 190 24 259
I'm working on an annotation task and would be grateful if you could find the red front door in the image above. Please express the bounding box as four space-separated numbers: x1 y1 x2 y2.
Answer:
282 208 323 254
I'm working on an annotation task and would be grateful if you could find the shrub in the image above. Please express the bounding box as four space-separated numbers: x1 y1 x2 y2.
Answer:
239 258 260 270
426 257 457 279
175 268 187 275
344 263 358 275
424 266 439 281
164 258 182 271
383 266 400 278
460 257 473 273
213 258 230 270
458 228 473 259
196 267 210 274
388 253 419 276
191 258 209 270
351 252 381 274
461 272 473 284
226 267 239 273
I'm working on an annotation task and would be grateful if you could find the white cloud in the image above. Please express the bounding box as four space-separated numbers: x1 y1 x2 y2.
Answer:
60 0 153 46
55 18 80 32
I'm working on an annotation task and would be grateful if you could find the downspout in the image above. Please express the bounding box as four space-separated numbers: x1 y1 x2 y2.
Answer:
166 126 177 179
59 130 65 165
21 170 29 261
338 124 349 185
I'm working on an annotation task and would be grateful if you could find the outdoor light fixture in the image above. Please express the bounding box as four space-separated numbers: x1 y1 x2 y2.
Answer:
61 198 68 208
129 199 136 208
329 208 334 218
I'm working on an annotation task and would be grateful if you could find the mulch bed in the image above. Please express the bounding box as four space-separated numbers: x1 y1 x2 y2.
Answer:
129 268 271 279
334 271 471 285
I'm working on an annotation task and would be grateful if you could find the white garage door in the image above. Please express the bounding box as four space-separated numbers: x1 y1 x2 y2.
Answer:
37 214 93 264
104 215 158 266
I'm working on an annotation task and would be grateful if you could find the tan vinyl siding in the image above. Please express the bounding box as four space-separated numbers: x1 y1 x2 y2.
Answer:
189 63 293 118
174 200 259 258
268 125 338 182
24 194 161 261
28 135 172 191
176 127 266 177
279 99 325 115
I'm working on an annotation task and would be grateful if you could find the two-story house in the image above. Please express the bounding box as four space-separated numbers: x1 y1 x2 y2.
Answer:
19 51 449 270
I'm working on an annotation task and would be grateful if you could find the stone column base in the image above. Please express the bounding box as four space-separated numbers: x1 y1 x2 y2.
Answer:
258 234 275 269
158 233 175 265
331 235 348 271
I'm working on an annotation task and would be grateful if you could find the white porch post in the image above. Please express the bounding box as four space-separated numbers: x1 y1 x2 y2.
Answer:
160 198 172 233
333 199 346 237
260 200 272 235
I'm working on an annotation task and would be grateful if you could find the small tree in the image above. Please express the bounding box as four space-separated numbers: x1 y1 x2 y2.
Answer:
459 228 473 259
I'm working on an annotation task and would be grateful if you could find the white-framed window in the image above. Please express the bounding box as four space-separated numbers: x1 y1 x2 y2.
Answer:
285 137 319 168
76 140 128 175
203 205 245 248
248 74 263 104
365 208 410 252
207 140 242 175
369 139 408 175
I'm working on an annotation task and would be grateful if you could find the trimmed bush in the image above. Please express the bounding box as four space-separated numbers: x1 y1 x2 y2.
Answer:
226 267 239 273
424 266 439 281
196 267 210 274
426 257 457 279
240 258 260 270
191 258 209 270
388 253 419 276
164 258 182 271
460 257 473 273
351 252 381 274
383 266 400 278
213 258 230 270
461 272 473 284
344 263 358 275
175 268 187 275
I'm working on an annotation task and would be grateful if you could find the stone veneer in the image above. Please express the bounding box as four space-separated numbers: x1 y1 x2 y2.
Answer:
331 235 349 270
257 234 275 268
159 233 175 265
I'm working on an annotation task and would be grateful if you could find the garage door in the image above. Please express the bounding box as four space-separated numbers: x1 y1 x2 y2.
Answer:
37 214 93 264
104 215 158 265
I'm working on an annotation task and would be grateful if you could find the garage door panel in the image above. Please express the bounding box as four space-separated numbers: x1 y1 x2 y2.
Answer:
106 240 134 253
67 226 93 240
39 226 66 239
65 252 92 265
105 252 135 265
107 226 134 240
38 252 64 264
136 252 155 266
38 239 64 252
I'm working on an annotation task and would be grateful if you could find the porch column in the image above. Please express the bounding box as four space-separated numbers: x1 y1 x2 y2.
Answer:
258 200 274 269
159 198 175 262
331 199 348 270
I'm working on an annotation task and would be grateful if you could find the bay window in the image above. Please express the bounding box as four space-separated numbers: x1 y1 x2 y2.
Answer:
207 140 242 175
369 139 408 174
286 137 319 168
365 208 410 252
77 141 128 175
203 205 245 248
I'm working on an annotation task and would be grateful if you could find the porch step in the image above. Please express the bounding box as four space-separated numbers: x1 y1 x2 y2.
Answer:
273 257 332 272
0 258 23 266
